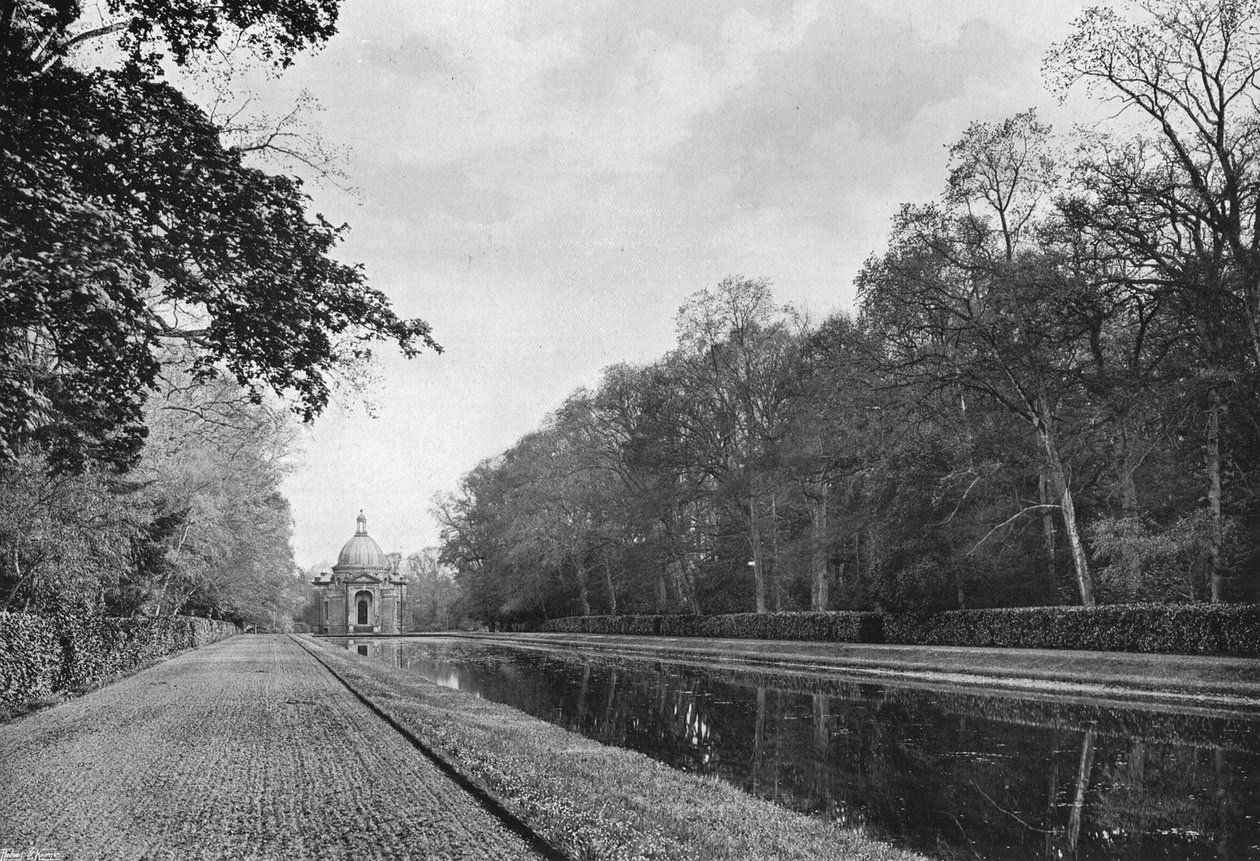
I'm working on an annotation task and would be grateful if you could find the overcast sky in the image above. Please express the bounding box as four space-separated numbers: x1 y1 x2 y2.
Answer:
262 0 1097 567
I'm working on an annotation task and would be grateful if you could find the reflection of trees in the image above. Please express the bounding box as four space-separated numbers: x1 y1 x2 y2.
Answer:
375 642 1259 860
1067 729 1096 854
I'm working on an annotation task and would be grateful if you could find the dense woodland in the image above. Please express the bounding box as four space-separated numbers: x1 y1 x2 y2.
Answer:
439 2 1260 624
0 0 433 626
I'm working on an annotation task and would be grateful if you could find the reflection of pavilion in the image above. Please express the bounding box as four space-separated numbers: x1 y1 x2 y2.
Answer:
341 639 402 667
312 512 407 635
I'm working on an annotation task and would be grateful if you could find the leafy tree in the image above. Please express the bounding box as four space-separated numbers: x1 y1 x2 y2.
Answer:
672 277 802 612
0 454 141 611
402 549 461 630
859 113 1103 605
1 0 436 472
1048 0 1260 599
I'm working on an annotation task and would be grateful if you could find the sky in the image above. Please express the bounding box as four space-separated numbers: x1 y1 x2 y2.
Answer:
249 0 1100 568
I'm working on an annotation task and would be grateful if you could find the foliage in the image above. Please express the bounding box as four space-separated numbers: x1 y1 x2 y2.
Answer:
0 455 141 611
1090 512 1225 602
0 610 58 705
1 63 436 472
0 372 311 629
401 549 462 630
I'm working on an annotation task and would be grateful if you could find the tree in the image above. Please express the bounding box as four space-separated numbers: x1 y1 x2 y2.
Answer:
859 113 1102 605
673 277 802 613
116 368 300 622
1 0 341 80
0 0 437 473
402 549 460 630
0 454 141 612
1048 0 1260 599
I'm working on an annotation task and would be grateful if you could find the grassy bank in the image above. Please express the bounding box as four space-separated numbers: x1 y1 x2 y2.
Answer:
298 635 925 861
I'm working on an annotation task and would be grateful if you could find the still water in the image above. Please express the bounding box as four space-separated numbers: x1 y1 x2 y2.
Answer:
338 637 1260 860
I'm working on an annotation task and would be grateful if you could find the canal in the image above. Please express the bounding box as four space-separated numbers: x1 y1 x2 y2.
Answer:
336 636 1260 860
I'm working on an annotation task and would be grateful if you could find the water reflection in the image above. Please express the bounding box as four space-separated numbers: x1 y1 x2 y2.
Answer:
336 637 1260 860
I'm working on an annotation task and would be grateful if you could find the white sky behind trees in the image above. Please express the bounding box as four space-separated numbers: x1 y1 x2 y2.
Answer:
264 0 1097 567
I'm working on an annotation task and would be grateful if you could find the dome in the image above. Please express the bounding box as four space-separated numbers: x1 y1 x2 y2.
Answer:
334 511 388 571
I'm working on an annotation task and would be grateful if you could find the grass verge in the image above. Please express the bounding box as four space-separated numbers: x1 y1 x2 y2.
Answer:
297 635 925 861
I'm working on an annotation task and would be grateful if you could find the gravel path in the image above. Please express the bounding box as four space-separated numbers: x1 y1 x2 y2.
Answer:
0 635 543 861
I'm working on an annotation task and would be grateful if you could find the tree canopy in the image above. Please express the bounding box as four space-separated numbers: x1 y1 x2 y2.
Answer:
1 0 437 472
0 0 435 626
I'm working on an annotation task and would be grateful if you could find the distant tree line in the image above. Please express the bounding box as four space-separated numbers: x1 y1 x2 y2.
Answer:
438 0 1260 624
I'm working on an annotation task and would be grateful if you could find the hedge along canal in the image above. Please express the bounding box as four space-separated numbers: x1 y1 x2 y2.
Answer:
331 635 1260 861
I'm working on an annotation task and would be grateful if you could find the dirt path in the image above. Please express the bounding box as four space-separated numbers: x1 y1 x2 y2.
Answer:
0 635 544 861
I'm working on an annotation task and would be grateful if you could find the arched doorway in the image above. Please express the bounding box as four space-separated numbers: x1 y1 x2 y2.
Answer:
355 590 373 628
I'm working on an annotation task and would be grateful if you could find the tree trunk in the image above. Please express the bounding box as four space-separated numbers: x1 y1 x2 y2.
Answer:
1067 729 1096 853
1207 384 1224 603
1041 425 1094 606
602 545 617 615
750 493 766 613
1039 464 1057 576
1044 730 1062 858
812 693 831 814
809 491 829 611
576 663 590 722
770 492 781 612
574 558 591 616
752 685 767 792
1114 421 1139 516
670 554 700 614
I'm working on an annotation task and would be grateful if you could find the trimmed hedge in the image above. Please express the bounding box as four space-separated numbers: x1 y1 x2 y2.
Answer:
0 613 60 705
882 604 1260 657
535 603 1260 657
537 611 881 641
0 612 238 708
541 614 663 636
660 611 882 643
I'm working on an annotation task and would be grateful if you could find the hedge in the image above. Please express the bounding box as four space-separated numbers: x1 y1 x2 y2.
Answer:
535 604 1260 657
881 604 1260 656
0 612 238 708
659 611 882 643
539 614 663 635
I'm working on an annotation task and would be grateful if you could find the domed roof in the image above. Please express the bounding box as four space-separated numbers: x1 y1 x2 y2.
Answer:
334 511 388 571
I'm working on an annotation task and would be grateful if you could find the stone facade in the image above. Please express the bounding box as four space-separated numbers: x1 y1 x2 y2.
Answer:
312 512 407 635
